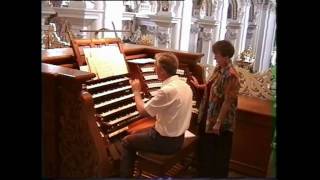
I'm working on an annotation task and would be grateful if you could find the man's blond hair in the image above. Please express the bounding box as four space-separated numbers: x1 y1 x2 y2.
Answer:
154 52 179 76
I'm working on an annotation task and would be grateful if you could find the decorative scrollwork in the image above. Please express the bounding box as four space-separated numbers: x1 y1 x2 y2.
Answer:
58 88 101 177
137 34 154 46
225 29 237 40
201 32 212 41
190 25 200 34
235 66 273 100
240 47 255 62
202 63 274 100
157 31 169 44
146 26 157 34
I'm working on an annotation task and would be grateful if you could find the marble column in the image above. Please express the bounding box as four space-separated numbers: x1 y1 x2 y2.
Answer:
152 1 181 49
216 0 228 41
103 1 125 38
41 1 55 26
197 19 217 65
225 21 241 61
149 15 179 49
238 2 251 57
252 2 263 55
253 1 276 72
122 12 136 41
180 0 193 51
245 23 257 49
189 22 200 53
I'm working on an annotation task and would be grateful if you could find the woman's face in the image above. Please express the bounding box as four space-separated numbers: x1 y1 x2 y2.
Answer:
214 51 228 66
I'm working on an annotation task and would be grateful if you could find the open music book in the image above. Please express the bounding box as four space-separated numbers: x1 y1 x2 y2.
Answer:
83 45 128 79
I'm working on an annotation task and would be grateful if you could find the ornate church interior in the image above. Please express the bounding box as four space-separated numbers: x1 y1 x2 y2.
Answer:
42 0 276 178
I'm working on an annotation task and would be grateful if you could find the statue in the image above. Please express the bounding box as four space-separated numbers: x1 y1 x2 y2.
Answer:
157 0 175 16
138 1 152 14
122 20 134 42
211 0 218 18
157 31 169 45
161 1 169 12
46 13 72 43
42 0 52 8
199 0 207 18
253 11 259 21
50 0 62 7
225 29 237 40
238 7 245 22
199 0 213 18
42 23 69 49
123 0 135 12
129 26 142 43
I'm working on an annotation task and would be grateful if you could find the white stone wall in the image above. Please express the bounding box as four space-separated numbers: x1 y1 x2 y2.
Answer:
41 1 104 39
41 0 277 73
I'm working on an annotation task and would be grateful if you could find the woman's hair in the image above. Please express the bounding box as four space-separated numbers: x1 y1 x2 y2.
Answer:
212 40 235 58
155 52 179 76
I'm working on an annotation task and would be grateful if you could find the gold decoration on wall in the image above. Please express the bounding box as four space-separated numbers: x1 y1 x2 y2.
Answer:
137 34 154 46
236 47 255 72
240 47 254 62
235 66 273 100
42 23 70 49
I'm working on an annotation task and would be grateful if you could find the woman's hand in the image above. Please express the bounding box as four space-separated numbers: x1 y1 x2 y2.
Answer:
190 76 200 88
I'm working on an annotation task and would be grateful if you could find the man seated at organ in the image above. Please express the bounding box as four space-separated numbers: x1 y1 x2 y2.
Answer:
120 52 193 177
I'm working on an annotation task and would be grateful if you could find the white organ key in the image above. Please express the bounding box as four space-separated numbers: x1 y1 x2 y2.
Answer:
99 131 105 137
96 121 101 127
87 77 129 89
107 111 139 125
192 100 196 106
144 74 158 80
108 126 129 138
92 85 131 98
176 69 185 75
101 98 148 118
101 102 136 117
141 67 154 73
147 82 162 89
94 94 134 109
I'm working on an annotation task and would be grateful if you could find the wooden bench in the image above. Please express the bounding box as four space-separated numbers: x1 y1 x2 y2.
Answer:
134 136 197 178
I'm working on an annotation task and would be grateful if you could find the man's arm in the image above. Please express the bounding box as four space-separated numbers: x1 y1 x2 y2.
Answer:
130 79 149 117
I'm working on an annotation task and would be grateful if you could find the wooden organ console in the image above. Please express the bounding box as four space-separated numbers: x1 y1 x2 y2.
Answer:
42 38 205 178
42 41 274 178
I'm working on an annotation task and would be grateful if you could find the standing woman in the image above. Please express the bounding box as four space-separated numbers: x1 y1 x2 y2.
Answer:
191 40 240 178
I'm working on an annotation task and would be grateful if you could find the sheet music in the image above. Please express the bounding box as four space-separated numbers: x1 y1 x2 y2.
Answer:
83 45 128 79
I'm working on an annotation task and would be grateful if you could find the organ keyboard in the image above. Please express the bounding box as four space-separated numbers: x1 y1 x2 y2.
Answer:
85 74 150 139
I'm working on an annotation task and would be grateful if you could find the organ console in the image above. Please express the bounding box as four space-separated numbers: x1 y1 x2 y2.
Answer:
42 38 205 178
42 40 274 177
